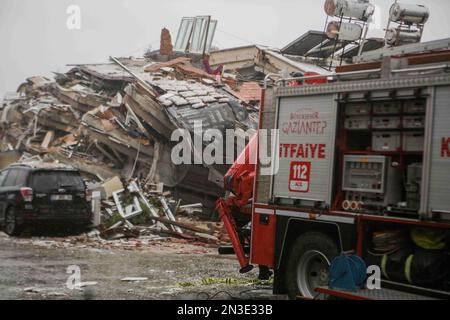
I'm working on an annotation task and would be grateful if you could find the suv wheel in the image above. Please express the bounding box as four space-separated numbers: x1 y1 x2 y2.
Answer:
5 207 21 236
286 232 339 299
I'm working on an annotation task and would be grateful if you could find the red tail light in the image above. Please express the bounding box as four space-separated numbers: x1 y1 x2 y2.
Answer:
20 187 33 202
86 189 92 202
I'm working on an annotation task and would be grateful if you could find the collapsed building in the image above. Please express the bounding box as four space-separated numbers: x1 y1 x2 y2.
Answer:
0 16 386 223
0 50 261 217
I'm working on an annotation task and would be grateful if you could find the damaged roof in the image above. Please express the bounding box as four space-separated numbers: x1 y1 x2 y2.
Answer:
264 50 333 75
234 82 262 102
68 58 150 82
0 48 259 216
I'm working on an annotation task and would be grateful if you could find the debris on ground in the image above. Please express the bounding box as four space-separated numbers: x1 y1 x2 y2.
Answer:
86 176 226 246
76 282 98 289
12 175 228 249
0 28 260 217
121 277 148 282
0 26 264 248
0 20 336 250
177 277 273 288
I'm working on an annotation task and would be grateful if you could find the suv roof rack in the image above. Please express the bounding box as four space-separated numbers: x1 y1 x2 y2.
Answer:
9 161 76 170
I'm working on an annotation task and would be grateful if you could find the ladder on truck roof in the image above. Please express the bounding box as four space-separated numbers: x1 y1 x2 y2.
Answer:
354 37 450 63
263 37 450 88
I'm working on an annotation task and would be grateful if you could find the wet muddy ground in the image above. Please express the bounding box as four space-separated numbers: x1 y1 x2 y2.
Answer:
0 231 281 300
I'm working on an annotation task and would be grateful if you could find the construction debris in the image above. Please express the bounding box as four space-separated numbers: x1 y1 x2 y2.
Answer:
76 282 98 289
160 28 174 56
91 177 225 245
121 277 148 282
1 37 260 216
101 176 124 199
0 22 270 248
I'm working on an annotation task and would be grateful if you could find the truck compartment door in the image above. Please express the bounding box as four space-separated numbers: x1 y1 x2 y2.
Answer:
250 207 276 268
272 94 338 206
425 86 450 218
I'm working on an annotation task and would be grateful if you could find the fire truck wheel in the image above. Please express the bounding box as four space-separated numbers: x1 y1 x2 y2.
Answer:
286 232 339 299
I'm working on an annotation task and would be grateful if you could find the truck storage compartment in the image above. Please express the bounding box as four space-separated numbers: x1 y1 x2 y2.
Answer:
403 132 424 152
403 100 426 114
342 155 386 193
426 86 450 219
339 97 427 216
406 163 422 210
372 116 401 129
250 209 276 268
272 94 337 205
345 116 370 130
366 226 450 292
341 155 402 211
372 132 401 151
373 101 401 115
346 103 370 116
403 116 425 129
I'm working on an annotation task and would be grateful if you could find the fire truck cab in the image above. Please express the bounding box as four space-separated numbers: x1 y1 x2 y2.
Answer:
250 39 450 299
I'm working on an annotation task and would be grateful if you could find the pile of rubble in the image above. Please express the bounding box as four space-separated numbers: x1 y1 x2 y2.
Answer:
0 32 260 220
1 153 230 245
91 175 226 245
0 26 265 245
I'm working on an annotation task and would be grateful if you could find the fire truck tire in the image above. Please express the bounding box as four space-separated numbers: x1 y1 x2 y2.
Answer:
286 232 339 299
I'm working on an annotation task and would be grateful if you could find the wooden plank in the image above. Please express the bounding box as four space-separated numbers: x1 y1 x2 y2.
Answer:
123 95 172 139
95 143 123 167
40 130 55 149
146 214 215 235
146 140 160 183
84 126 154 159
124 85 175 137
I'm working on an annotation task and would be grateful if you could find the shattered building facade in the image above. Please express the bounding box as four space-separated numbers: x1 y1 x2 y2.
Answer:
0 49 261 216
0 22 379 222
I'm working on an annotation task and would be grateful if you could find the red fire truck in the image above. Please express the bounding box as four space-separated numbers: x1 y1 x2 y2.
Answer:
217 38 450 300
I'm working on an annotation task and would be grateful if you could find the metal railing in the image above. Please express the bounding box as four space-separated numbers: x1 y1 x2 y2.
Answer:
263 63 450 89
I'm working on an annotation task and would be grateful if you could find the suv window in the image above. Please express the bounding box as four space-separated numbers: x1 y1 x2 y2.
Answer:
14 169 28 186
30 171 85 193
3 168 28 187
0 170 8 186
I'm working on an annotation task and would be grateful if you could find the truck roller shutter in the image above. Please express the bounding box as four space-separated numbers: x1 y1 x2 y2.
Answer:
272 94 337 205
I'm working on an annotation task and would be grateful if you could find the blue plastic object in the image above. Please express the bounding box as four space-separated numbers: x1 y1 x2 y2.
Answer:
329 254 367 292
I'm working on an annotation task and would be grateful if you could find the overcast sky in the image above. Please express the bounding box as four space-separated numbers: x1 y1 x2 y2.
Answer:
1 0 450 98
